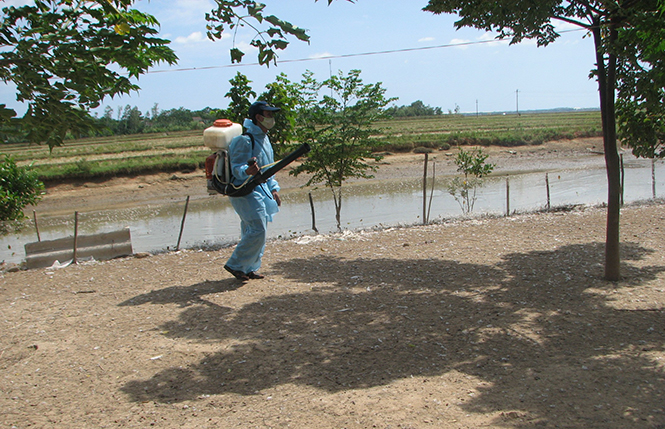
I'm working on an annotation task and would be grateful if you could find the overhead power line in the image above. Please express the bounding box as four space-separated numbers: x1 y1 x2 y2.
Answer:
148 28 586 75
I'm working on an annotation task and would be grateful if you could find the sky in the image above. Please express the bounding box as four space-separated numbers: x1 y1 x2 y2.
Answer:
2 0 602 117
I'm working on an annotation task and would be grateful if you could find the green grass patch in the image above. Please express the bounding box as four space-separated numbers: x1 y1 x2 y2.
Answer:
5 130 202 163
374 111 601 152
34 150 210 182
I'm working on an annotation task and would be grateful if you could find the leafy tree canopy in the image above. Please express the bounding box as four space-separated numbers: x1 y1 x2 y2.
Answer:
615 3 665 158
1 0 340 149
423 0 665 281
258 73 302 153
222 72 257 124
0 0 178 149
424 0 665 158
291 69 396 230
206 0 356 66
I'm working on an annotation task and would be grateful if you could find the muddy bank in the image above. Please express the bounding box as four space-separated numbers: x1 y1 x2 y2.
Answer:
31 138 607 216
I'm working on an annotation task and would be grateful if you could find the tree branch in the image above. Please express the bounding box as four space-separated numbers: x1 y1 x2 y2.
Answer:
552 15 592 29
577 0 605 16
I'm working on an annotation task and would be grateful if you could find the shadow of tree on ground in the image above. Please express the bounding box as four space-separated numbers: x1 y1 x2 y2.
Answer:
120 242 665 427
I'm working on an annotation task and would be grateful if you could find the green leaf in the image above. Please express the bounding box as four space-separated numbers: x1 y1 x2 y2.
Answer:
230 47 245 64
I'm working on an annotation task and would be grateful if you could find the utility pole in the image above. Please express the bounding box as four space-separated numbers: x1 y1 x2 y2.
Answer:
476 99 479 116
516 89 520 116
329 59 334 98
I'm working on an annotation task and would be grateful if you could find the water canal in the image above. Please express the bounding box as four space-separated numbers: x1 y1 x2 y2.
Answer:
2 157 663 266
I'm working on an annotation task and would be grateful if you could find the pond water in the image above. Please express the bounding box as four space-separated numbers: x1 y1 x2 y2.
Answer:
2 157 663 265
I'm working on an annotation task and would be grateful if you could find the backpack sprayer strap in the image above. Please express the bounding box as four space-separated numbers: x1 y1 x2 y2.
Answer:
225 143 311 197
212 132 279 192
215 159 279 191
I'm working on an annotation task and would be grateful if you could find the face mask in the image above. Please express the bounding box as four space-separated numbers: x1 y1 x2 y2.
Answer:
260 116 276 130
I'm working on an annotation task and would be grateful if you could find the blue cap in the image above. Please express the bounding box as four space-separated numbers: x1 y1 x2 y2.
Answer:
248 101 280 121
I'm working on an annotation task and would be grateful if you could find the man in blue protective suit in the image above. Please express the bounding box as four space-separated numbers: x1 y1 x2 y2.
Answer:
223 101 282 281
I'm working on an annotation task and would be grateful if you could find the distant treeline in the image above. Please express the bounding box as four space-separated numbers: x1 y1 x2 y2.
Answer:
0 100 450 143
96 100 444 136
0 100 454 144
88 100 446 138
94 105 219 136
386 100 445 117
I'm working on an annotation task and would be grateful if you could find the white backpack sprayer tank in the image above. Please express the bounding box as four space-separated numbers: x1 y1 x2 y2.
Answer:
204 119 242 194
203 119 242 149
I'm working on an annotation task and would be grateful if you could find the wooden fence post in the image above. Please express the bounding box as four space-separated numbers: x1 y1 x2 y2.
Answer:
545 173 551 210
506 178 510 216
422 153 428 225
309 192 318 233
653 159 657 199
427 162 436 224
33 210 41 242
176 196 190 251
73 211 79 264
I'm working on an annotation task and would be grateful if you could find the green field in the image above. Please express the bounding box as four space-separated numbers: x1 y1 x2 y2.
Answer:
378 110 601 150
2 110 602 182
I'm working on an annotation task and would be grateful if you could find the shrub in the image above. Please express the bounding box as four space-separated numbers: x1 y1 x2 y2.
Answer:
413 146 434 154
447 147 495 215
0 155 44 233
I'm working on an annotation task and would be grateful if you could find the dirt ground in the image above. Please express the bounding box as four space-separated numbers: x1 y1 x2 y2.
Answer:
2 138 665 428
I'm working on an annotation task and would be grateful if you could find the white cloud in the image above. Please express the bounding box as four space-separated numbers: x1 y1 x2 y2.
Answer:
477 32 493 41
418 37 435 43
310 52 334 59
235 40 258 54
2 0 32 6
134 0 213 29
450 38 472 49
477 32 510 46
554 20 583 32
174 32 207 45
174 0 215 20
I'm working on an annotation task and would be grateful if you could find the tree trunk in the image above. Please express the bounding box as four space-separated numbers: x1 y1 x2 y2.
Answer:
336 192 342 231
330 185 343 231
593 23 621 281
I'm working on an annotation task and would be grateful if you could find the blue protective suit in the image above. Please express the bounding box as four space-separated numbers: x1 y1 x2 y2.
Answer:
224 118 280 274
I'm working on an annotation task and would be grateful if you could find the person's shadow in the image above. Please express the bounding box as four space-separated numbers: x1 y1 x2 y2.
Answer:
118 279 243 309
